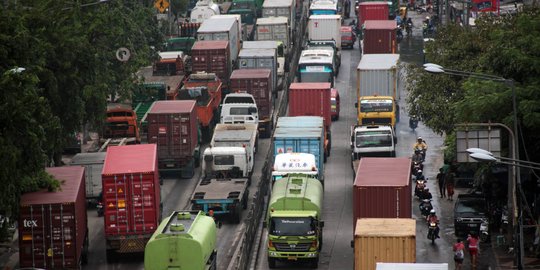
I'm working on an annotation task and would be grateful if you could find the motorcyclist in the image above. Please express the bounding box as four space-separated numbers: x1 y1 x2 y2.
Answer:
415 169 425 180
406 17 413 26
412 150 424 164
419 187 432 200
427 209 440 238
413 136 428 152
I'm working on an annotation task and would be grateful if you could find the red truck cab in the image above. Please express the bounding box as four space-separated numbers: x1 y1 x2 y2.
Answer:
331 88 340 121
340 26 356 49
103 103 140 144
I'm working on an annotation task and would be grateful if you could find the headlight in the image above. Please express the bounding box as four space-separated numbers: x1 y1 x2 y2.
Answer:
270 252 278 256
455 217 463 222
482 218 489 223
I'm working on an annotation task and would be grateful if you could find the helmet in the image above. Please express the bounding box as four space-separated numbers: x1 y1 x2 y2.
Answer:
430 209 436 214
418 170 423 173
426 16 430 20
418 136 423 140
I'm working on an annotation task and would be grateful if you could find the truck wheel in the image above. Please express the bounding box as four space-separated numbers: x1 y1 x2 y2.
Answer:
309 257 319 268
268 257 277 268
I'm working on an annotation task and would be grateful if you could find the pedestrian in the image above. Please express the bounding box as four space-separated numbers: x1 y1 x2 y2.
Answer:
453 238 465 270
436 168 446 198
467 232 480 269
445 169 456 201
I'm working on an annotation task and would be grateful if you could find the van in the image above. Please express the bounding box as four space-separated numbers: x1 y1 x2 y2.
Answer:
331 88 340 120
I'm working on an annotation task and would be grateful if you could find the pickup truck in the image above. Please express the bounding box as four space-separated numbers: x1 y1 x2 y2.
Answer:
454 193 489 237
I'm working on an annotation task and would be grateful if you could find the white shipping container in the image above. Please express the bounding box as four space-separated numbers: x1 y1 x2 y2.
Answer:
197 16 241 62
256 17 290 55
308 14 342 48
262 0 296 37
356 54 400 99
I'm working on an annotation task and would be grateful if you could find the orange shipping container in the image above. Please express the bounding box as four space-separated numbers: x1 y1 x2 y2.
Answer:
354 218 416 270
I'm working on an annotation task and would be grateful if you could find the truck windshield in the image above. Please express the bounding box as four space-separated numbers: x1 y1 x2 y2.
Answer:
270 217 316 236
456 199 487 214
356 131 393 148
224 96 254 104
360 100 393 113
310 10 337 15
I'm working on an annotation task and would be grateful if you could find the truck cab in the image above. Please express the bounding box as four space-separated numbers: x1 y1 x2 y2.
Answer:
220 93 259 124
272 153 320 183
309 0 338 15
202 146 252 179
103 103 140 144
228 0 260 25
165 37 196 55
305 40 341 72
356 95 397 127
297 49 336 87
350 125 396 160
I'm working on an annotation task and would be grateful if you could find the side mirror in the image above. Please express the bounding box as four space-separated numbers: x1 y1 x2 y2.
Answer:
354 102 358 108
350 240 355 248
394 136 398 144
320 221 325 227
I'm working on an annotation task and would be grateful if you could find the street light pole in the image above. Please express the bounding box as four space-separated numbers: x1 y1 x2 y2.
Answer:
425 64 523 269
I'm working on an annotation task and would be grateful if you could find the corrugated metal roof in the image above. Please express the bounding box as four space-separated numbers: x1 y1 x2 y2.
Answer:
192 40 229 50
149 100 196 114
20 166 85 205
354 157 411 186
357 54 400 70
198 17 236 32
102 144 157 175
230 69 271 79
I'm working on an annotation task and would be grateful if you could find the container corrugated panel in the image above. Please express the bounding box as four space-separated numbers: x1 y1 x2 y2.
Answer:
102 144 160 237
358 2 389 26
353 158 411 227
256 17 289 46
147 100 198 167
191 41 230 86
70 152 106 200
19 167 87 269
363 20 397 54
354 218 416 270
356 54 400 99
238 48 277 93
289 82 332 129
308 15 342 48
230 69 273 120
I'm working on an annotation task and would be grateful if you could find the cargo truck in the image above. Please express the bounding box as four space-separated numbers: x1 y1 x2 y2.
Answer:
191 40 232 94
197 16 241 64
266 174 324 268
350 125 396 161
262 0 296 38
153 51 190 77
19 167 89 269
238 48 279 92
354 219 416 270
256 17 291 58
178 72 223 143
165 37 196 55
362 20 397 54
228 0 262 25
147 100 200 179
243 40 287 75
220 92 260 126
274 116 326 175
297 49 336 87
353 158 412 230
305 40 341 72
102 103 140 146
362 0 398 19
309 0 338 15
355 54 400 127
102 144 161 262
308 14 342 49
271 152 320 182
230 69 274 137
356 2 389 28
190 0 221 23
144 211 218 270
69 152 106 206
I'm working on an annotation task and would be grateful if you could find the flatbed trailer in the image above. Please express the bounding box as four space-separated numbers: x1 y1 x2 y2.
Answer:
191 178 249 223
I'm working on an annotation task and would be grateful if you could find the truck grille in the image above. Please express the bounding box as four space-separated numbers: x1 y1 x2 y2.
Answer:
362 118 392 125
274 243 311 252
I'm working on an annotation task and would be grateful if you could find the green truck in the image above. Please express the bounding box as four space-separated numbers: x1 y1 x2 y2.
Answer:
166 37 196 55
144 211 218 270
266 174 324 268
228 0 264 24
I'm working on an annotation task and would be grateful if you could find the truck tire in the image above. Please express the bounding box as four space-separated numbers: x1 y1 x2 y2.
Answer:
309 257 319 268
268 257 277 268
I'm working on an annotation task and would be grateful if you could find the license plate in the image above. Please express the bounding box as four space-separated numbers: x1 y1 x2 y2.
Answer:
468 224 478 227
287 256 297 261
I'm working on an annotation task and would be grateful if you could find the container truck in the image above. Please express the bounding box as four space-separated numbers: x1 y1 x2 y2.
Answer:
363 20 397 54
228 0 262 25
191 40 232 94
350 125 396 161
69 152 106 206
238 48 279 92
153 51 190 77
256 17 290 58
309 0 338 15
102 144 161 262
273 116 326 176
165 37 196 55
190 0 221 23
305 40 341 72
356 54 400 126
196 16 241 64
356 2 389 28
288 82 332 128
101 103 141 147
266 173 324 268
177 72 223 143
144 211 218 270
230 69 274 137
353 158 411 229
243 40 287 75
19 167 89 269
297 49 336 87
147 100 200 179
220 92 260 126
360 0 397 19
354 218 416 270
262 0 296 38
271 153 320 182
308 14 342 48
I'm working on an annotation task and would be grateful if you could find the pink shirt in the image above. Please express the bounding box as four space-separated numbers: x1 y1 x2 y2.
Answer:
467 236 479 248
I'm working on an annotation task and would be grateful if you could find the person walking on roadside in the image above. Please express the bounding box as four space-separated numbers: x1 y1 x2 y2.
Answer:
453 238 465 270
467 232 480 269
436 168 446 198
445 169 456 201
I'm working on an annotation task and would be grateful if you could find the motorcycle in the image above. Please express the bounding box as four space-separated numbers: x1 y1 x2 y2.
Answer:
427 222 439 244
406 22 413 36
412 161 424 177
414 147 427 162
414 178 426 198
419 199 433 217
97 201 104 217
396 25 404 41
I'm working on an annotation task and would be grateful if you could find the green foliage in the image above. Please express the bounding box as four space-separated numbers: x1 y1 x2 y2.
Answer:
406 6 540 160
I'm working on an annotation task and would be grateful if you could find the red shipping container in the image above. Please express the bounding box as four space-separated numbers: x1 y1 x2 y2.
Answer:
230 69 273 122
289 82 332 129
147 100 199 177
358 2 389 27
353 157 412 229
362 20 397 54
102 144 160 256
19 166 88 269
191 40 231 89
